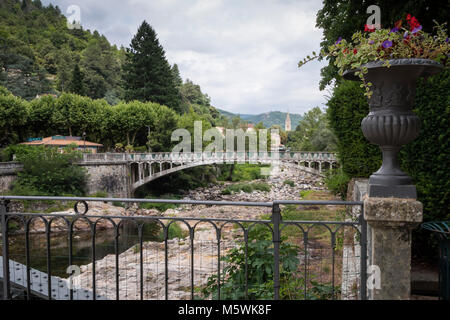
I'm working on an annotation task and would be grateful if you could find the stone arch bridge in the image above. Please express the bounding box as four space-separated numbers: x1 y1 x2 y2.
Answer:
0 152 337 198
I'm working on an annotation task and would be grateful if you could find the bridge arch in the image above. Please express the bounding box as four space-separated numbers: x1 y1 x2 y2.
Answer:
126 152 337 194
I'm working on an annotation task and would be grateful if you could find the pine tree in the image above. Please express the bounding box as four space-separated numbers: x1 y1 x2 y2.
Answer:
171 64 183 88
68 64 85 95
122 21 182 113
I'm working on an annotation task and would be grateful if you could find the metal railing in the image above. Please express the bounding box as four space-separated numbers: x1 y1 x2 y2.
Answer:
80 152 338 163
0 196 366 300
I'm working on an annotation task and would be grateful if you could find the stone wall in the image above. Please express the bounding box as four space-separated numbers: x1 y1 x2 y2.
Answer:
0 174 17 193
81 163 131 198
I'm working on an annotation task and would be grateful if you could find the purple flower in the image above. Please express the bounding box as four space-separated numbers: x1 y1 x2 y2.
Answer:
369 40 374 45
411 25 422 34
446 38 449 43
335 37 342 45
389 27 399 33
403 31 409 38
382 40 393 48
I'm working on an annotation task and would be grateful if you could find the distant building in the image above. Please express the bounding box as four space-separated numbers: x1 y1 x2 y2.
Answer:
21 135 103 153
285 112 291 132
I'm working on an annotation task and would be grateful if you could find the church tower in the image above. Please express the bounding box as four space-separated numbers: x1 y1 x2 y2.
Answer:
285 112 291 132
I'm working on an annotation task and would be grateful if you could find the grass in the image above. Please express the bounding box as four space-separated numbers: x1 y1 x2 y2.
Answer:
217 164 271 182
299 190 314 199
221 182 271 195
139 194 182 212
283 180 295 187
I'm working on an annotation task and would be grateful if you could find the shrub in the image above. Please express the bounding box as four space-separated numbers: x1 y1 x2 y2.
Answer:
139 194 181 212
326 81 381 178
324 171 350 200
157 222 188 241
221 182 271 195
217 164 269 182
199 225 338 300
252 182 271 192
283 180 295 187
11 145 87 196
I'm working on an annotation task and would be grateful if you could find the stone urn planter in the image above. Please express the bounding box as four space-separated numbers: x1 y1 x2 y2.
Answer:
344 58 443 198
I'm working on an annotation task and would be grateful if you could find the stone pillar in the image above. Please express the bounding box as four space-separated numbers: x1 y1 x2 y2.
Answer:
318 162 322 173
364 196 423 299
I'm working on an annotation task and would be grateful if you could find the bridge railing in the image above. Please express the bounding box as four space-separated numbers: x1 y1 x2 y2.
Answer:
81 152 337 163
0 195 365 301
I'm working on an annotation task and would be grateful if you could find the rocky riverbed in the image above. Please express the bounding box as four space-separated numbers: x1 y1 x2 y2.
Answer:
68 164 326 300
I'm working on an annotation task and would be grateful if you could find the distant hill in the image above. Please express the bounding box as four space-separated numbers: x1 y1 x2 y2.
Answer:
0 0 125 102
217 109 303 129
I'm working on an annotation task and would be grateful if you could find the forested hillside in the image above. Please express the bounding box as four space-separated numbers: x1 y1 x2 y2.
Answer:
0 0 125 102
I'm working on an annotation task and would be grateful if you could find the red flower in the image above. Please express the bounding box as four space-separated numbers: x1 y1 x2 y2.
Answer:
343 48 349 54
394 19 402 29
353 49 358 54
364 24 376 32
407 16 421 31
406 14 411 21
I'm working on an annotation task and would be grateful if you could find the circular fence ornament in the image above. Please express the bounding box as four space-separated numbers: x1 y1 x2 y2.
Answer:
74 200 88 215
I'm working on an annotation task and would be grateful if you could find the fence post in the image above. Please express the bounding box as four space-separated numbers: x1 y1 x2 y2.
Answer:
364 197 422 299
272 203 281 300
359 205 368 300
1 200 10 300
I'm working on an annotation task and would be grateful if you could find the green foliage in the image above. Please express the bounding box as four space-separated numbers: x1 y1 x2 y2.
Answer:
68 64 85 96
301 18 448 98
402 69 450 224
12 145 87 196
0 91 28 147
0 0 124 100
139 194 181 212
221 182 271 195
123 21 182 113
199 226 338 300
89 191 108 198
200 227 299 299
157 222 188 241
299 190 314 199
326 68 449 253
217 164 269 182
326 81 381 178
324 171 351 200
314 0 450 89
283 180 295 187
287 107 337 151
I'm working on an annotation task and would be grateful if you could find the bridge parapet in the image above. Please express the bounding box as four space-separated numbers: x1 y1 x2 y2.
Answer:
81 152 337 163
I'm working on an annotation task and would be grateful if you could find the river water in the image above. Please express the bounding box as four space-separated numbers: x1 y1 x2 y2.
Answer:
6 222 161 278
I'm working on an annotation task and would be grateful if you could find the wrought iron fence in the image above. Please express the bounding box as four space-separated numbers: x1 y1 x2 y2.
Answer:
0 196 366 300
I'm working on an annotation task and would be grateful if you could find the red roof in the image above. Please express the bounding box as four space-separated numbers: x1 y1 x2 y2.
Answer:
21 136 103 147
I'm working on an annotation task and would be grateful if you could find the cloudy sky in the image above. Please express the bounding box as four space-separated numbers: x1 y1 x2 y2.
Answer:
43 0 329 115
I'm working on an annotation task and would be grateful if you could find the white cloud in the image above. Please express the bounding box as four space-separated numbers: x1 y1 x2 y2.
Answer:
44 0 328 115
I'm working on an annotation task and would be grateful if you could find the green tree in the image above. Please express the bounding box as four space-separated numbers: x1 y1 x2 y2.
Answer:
12 145 87 196
110 100 155 147
122 21 182 113
0 91 28 147
287 107 336 151
51 93 103 137
68 64 85 95
27 94 57 137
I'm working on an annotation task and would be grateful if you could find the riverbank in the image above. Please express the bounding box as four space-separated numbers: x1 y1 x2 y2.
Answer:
69 164 332 299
